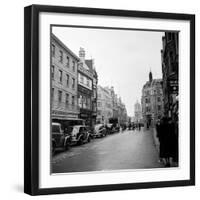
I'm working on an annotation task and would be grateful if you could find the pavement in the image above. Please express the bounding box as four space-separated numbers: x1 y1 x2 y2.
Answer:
52 128 164 173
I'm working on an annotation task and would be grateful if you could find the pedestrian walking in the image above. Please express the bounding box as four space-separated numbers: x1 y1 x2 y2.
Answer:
128 123 132 130
132 123 135 131
138 123 141 131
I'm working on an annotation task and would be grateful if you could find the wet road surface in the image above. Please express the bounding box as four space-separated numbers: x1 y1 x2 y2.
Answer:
52 128 164 173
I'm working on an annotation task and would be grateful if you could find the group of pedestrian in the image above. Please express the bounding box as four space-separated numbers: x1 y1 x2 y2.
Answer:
127 123 142 131
156 117 178 167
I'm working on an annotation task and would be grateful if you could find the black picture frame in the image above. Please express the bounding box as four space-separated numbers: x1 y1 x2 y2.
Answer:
24 4 195 196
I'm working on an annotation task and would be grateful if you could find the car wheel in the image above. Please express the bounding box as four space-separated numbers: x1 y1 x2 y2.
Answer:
78 137 84 145
64 141 70 150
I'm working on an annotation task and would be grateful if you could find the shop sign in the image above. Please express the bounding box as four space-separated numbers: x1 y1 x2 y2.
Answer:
169 80 178 94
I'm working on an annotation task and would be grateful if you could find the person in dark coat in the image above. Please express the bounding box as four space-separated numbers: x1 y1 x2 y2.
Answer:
156 119 165 163
161 117 171 166
160 117 177 167
167 118 177 165
138 123 141 131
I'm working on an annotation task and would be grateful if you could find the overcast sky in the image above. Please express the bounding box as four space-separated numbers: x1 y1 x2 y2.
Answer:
52 26 164 117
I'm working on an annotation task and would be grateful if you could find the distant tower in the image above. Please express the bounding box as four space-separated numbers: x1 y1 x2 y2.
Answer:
149 70 153 82
79 47 85 61
134 100 142 123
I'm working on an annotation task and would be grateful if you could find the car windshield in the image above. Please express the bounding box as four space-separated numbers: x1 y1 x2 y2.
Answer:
71 126 79 135
106 124 112 128
52 125 60 133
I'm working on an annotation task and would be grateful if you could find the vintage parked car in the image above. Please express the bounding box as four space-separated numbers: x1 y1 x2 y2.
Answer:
70 125 91 145
106 123 120 134
93 124 107 138
52 122 71 155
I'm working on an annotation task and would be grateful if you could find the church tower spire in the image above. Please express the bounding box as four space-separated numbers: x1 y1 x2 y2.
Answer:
149 70 153 82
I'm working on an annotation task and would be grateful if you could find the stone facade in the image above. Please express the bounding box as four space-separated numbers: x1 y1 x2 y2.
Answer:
161 32 179 120
110 87 119 119
141 72 164 127
97 86 127 125
96 85 113 124
134 100 142 123
51 34 79 120
78 48 97 126
85 59 98 125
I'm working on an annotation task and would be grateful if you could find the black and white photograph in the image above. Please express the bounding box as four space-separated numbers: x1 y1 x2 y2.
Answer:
50 26 179 174
23 4 195 195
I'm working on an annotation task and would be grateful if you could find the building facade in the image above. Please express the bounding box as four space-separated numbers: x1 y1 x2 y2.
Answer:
119 102 128 125
85 59 98 126
161 32 179 121
117 97 128 125
134 100 142 123
96 85 113 124
141 71 164 128
110 87 119 119
97 86 128 125
77 48 94 126
51 34 79 120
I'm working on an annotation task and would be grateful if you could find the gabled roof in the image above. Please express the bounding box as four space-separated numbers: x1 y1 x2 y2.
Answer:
143 79 162 88
85 59 98 77
85 60 93 71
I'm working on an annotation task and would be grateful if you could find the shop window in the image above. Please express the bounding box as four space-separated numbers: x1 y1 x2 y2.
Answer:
87 78 90 87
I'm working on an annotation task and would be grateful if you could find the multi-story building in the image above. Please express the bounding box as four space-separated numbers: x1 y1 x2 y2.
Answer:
96 85 113 124
161 32 179 121
110 87 119 119
134 100 142 123
77 48 94 126
51 34 79 120
97 85 128 125
85 59 98 126
120 102 128 124
141 71 164 128
117 97 128 125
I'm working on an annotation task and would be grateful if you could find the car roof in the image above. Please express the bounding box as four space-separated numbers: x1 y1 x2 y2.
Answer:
52 122 61 126
95 124 103 127
73 125 85 128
